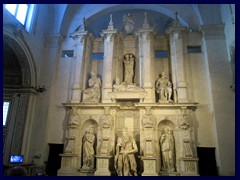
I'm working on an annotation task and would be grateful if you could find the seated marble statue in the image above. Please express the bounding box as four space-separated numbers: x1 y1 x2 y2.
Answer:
114 128 138 176
156 72 173 102
82 72 101 102
113 78 143 92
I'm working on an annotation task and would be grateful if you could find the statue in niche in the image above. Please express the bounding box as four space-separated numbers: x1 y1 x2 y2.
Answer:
160 128 175 172
123 54 135 84
82 129 95 169
113 78 143 92
82 72 101 102
114 128 138 176
156 72 173 103
123 13 135 35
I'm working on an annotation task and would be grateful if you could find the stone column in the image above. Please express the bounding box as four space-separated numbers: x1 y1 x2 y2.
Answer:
95 107 113 176
178 107 199 176
141 107 158 176
101 18 117 103
137 14 156 103
166 17 188 103
200 24 235 176
58 107 80 176
70 30 92 103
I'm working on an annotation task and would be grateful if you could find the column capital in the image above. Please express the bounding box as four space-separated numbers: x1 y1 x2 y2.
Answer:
70 30 88 41
166 26 188 34
137 27 155 34
137 28 156 41
200 24 225 39
101 29 117 42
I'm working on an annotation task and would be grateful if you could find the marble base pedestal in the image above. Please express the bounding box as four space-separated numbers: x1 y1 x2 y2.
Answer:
80 167 95 176
94 155 112 176
141 156 158 176
179 157 199 176
57 154 80 176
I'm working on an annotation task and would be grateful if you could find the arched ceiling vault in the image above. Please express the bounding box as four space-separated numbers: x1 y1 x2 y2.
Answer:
58 4 222 37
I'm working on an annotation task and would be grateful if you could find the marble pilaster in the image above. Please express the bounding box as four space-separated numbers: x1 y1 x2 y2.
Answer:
101 28 117 103
137 28 156 103
70 31 92 103
167 25 188 103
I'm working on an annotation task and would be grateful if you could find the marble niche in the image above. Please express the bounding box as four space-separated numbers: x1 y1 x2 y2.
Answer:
58 12 199 176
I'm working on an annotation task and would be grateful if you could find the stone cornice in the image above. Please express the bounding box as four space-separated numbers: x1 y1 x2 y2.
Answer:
200 24 225 39
62 102 198 109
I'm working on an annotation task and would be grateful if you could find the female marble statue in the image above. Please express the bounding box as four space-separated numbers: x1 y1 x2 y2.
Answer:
114 128 138 176
123 54 134 84
82 72 101 102
160 128 175 171
82 129 95 168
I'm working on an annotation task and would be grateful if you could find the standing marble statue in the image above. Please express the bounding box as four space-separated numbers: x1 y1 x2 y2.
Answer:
156 72 173 103
82 129 95 169
115 128 138 176
123 54 135 84
160 128 175 171
82 72 101 102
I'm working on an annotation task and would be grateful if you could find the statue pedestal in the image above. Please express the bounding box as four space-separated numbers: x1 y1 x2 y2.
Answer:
80 167 95 175
141 156 158 176
57 154 80 176
179 157 199 176
94 155 112 176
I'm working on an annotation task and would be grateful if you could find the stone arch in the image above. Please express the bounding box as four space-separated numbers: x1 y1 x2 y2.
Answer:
3 26 37 164
60 4 190 37
3 27 37 88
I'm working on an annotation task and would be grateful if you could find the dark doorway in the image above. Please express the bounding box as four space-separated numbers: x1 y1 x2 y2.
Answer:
46 144 64 176
197 147 218 176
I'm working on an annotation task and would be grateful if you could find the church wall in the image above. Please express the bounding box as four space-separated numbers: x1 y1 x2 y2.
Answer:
202 36 235 175
184 32 216 147
220 4 235 62
26 4 73 167
92 38 104 81
154 36 169 89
